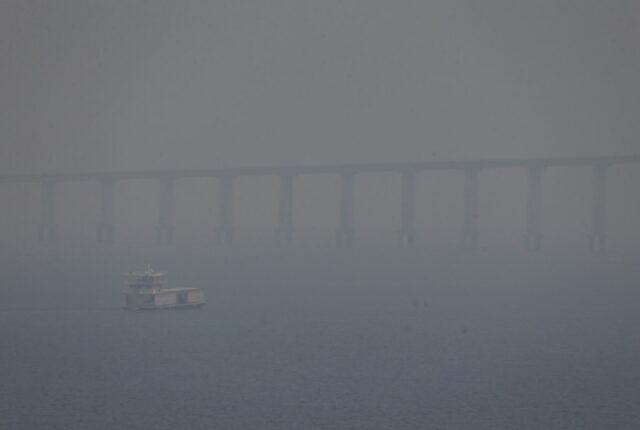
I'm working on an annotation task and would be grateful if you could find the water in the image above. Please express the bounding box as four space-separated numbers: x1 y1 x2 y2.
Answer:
2 249 639 429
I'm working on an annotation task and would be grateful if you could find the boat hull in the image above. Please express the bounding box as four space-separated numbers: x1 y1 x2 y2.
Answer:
123 301 206 311
124 287 206 311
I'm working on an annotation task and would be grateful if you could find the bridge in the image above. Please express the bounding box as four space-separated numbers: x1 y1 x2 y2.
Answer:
3 154 640 252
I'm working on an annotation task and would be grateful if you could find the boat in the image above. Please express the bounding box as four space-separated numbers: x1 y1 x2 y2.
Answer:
123 265 206 310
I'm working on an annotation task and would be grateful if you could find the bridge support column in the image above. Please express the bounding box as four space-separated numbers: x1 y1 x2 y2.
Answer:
97 179 115 243
217 176 234 244
524 166 543 251
336 172 355 247
461 168 479 249
155 178 175 244
275 174 294 244
39 180 57 243
398 171 416 247
590 164 607 253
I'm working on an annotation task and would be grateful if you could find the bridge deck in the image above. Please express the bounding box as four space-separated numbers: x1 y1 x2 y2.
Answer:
1 154 639 183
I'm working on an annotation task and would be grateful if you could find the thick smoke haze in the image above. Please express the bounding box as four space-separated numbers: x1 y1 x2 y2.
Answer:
1 1 639 172
0 0 640 252
2 2 640 429
1 1 639 252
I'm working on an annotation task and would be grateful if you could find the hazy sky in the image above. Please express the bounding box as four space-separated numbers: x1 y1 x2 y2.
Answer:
1 0 639 174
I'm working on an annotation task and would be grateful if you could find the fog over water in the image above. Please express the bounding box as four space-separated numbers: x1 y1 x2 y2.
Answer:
3 248 640 429
1 1 640 429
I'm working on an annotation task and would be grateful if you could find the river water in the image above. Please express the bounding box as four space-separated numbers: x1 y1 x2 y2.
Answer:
1 248 639 429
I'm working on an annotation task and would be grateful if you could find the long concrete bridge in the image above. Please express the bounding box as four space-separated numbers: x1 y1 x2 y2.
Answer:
3 154 640 252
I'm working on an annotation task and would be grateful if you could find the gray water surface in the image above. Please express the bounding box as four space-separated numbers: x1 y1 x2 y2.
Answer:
2 250 639 429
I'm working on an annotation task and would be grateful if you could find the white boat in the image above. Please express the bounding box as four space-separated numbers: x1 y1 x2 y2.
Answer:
123 266 206 310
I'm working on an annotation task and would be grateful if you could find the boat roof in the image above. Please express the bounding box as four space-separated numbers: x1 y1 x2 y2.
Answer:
125 287 202 295
128 272 166 278
126 265 166 278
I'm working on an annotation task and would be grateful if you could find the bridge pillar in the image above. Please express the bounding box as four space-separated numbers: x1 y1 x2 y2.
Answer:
590 164 607 253
524 166 543 251
217 176 235 244
461 168 480 249
155 178 175 244
97 179 115 243
39 180 57 243
275 174 294 244
398 171 416 247
336 172 355 247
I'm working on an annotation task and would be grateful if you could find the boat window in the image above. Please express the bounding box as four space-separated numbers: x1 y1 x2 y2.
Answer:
177 292 188 304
